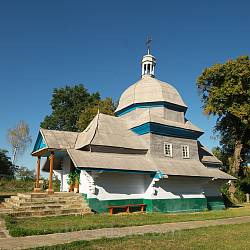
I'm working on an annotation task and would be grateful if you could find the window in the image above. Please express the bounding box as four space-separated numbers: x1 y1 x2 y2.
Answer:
182 145 189 159
164 143 173 157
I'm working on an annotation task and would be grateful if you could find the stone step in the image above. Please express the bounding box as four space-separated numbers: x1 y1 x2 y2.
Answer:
2 192 91 217
10 208 90 217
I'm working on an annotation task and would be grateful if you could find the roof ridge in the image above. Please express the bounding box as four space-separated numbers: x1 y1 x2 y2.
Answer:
89 112 100 148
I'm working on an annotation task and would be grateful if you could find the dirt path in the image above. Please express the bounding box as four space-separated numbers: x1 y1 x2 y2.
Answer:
0 216 250 250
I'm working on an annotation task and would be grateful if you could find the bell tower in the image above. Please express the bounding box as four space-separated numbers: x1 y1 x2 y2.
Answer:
141 37 156 78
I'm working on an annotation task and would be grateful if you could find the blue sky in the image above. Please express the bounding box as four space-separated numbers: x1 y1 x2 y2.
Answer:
0 0 249 171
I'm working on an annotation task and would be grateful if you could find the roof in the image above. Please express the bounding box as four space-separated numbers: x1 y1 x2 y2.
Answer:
154 158 234 179
40 128 78 149
115 76 187 113
75 113 147 150
66 149 235 180
67 149 156 172
198 142 222 165
128 110 204 133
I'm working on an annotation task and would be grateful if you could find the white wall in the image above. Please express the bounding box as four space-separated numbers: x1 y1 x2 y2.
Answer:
86 172 152 200
202 179 227 197
79 170 212 201
154 177 207 199
62 156 71 192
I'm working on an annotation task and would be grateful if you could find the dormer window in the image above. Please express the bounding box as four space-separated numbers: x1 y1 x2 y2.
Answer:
164 143 173 157
182 145 189 159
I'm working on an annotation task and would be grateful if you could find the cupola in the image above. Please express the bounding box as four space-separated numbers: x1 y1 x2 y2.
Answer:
141 37 156 78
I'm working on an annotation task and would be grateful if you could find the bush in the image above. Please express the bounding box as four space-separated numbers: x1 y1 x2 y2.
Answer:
0 178 34 193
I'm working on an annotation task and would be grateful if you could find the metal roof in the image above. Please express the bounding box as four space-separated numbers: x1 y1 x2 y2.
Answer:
65 149 235 180
75 113 147 150
116 76 187 113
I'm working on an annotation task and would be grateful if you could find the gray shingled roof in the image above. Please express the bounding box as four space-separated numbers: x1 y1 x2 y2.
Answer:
40 128 78 149
67 149 155 172
66 149 235 180
128 110 204 133
116 76 187 113
198 142 222 164
75 113 147 150
154 158 234 179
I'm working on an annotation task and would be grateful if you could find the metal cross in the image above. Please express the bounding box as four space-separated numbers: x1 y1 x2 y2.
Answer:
146 36 152 54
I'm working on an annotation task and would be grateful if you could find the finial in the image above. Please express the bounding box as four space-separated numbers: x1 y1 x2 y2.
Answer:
146 36 152 54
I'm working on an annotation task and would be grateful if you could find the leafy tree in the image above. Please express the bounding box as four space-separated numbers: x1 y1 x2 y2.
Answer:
197 56 250 177
15 166 35 180
0 149 17 177
77 97 116 130
41 84 116 132
7 121 32 164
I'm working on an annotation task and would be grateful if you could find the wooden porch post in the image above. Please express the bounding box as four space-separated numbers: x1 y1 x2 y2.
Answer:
48 151 54 194
33 156 41 192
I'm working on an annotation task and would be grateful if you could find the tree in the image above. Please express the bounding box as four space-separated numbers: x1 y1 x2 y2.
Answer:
41 84 116 132
41 84 100 132
15 166 35 180
7 121 32 164
197 56 250 177
0 149 17 177
77 97 116 130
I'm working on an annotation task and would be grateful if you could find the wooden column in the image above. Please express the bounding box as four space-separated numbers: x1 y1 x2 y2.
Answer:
33 156 41 192
48 151 54 194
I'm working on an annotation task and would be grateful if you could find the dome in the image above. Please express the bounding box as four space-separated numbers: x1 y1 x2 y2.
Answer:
115 76 187 113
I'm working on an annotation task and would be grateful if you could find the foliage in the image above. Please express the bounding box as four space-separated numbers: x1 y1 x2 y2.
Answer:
0 178 34 193
0 149 17 177
221 177 250 204
4 204 250 237
77 97 116 131
197 56 250 176
7 121 32 164
67 169 80 186
42 177 61 192
41 84 116 132
15 166 35 180
212 146 230 172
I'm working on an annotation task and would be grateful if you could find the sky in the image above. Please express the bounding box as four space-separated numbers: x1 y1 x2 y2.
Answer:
0 0 250 172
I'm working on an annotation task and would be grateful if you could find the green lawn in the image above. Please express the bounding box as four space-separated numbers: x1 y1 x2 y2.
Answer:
4 203 250 237
31 222 250 250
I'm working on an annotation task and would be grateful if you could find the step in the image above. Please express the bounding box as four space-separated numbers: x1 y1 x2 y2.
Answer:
10 208 87 217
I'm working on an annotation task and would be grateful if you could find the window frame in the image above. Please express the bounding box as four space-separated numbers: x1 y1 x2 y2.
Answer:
164 142 173 157
182 145 190 159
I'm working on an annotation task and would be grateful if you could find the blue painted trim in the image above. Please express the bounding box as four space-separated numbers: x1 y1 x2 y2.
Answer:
77 167 155 174
33 132 47 152
115 101 187 116
154 171 164 179
131 122 203 139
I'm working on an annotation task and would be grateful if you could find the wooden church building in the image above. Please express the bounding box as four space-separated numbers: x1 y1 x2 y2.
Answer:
32 47 235 213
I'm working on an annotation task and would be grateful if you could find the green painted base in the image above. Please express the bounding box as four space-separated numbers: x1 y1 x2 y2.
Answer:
207 196 225 210
82 195 225 214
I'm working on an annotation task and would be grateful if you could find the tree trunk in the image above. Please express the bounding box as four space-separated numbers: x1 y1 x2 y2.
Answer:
12 147 17 165
231 140 243 177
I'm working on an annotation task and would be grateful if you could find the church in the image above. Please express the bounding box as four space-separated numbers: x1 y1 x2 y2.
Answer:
32 46 235 213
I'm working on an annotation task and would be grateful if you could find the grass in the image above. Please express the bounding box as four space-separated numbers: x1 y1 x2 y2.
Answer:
0 179 34 194
31 222 250 250
4 203 250 237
